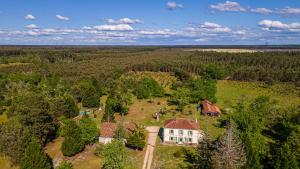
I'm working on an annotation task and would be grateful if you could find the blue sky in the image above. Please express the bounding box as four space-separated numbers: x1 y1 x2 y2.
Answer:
0 0 300 45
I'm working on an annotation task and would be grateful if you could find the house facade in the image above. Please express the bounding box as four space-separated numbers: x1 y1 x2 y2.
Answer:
163 118 202 145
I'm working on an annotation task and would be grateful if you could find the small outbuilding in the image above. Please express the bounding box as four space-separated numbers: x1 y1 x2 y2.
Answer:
99 122 117 144
201 100 221 116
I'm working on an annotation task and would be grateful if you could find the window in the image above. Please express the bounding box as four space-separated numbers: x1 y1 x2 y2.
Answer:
170 137 177 142
169 130 174 135
179 130 183 135
188 130 193 136
188 138 192 142
179 138 183 142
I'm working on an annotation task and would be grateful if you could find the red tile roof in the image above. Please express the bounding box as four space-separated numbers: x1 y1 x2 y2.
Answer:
100 122 116 138
202 100 221 114
164 118 199 130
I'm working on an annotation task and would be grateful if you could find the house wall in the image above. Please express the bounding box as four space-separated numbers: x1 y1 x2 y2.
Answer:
99 137 113 144
163 128 202 145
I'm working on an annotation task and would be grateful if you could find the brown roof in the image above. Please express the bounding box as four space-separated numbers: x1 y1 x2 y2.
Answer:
164 118 199 130
100 122 116 138
202 100 221 114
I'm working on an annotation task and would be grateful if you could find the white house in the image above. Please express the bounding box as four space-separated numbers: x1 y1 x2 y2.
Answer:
163 118 202 145
99 122 116 144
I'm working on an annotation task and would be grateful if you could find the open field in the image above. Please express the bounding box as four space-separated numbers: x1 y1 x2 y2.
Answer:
216 80 300 108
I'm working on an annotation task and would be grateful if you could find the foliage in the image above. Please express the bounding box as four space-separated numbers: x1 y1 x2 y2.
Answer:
184 135 214 169
103 86 132 122
126 123 146 150
56 161 73 169
7 93 55 143
99 140 127 169
134 77 164 99
20 138 51 169
0 118 32 164
113 123 126 141
50 95 79 118
61 120 85 156
185 77 217 103
70 78 103 108
170 87 191 111
79 117 99 144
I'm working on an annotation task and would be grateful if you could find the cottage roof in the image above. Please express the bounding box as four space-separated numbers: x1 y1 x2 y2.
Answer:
100 122 117 138
164 118 199 130
202 100 221 114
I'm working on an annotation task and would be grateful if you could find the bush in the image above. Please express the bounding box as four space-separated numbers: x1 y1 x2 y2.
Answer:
61 121 85 156
20 139 51 169
56 161 73 169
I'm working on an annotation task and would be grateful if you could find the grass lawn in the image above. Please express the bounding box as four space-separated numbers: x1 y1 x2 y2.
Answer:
217 80 300 108
45 137 101 169
0 156 19 169
153 142 194 169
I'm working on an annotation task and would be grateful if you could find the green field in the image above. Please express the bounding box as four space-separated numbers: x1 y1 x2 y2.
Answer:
216 80 300 108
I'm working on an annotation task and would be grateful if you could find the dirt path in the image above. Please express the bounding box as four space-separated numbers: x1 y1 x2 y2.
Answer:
142 126 160 169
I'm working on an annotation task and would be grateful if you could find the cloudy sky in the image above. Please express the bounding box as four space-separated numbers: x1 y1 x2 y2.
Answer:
0 0 300 45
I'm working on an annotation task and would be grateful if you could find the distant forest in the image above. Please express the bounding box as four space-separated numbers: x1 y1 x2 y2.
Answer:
0 46 299 87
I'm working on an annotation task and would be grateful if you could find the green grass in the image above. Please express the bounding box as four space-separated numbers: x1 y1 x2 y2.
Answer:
216 80 300 108
153 143 193 169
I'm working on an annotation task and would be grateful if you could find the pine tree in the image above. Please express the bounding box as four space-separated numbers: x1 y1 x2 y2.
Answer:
184 133 214 169
61 120 85 156
20 139 51 169
212 123 246 169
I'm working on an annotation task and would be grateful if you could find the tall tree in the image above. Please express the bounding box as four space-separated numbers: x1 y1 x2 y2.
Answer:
79 117 99 144
184 134 214 169
99 140 127 169
170 87 191 111
20 138 52 169
61 120 85 156
212 123 246 169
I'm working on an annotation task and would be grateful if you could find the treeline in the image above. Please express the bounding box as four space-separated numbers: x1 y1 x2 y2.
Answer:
1 47 299 86
129 51 300 83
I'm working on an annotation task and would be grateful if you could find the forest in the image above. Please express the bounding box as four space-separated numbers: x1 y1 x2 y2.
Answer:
0 46 299 169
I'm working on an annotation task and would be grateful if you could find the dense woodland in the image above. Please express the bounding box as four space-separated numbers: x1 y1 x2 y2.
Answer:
0 46 299 169
0 46 299 84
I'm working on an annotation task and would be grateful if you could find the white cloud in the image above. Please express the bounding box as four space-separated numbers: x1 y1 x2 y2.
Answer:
199 22 231 33
25 14 36 20
139 29 175 36
93 24 134 31
167 2 184 10
107 18 144 24
278 7 300 15
82 26 92 30
56 15 69 21
250 8 272 15
25 24 38 29
258 20 300 32
210 1 246 12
